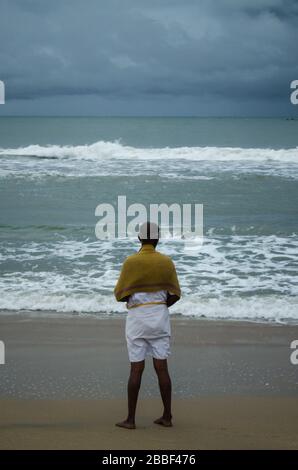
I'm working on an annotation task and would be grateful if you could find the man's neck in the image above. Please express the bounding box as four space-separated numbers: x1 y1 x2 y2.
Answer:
139 244 156 252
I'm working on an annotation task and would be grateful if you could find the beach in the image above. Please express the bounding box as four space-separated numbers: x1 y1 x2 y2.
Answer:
0 314 297 449
1 0 298 456
0 116 298 450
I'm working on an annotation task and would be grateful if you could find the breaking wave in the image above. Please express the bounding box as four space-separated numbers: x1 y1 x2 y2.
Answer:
0 140 298 162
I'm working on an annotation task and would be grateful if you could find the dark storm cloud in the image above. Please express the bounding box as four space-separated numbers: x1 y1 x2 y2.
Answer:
0 0 297 115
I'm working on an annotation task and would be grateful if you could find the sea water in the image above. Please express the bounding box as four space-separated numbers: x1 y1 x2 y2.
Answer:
0 117 297 322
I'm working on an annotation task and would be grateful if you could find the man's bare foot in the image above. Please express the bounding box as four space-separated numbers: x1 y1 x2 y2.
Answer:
154 416 173 427
115 420 136 430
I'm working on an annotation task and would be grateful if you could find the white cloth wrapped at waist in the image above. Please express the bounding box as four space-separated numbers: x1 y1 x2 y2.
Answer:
126 290 171 340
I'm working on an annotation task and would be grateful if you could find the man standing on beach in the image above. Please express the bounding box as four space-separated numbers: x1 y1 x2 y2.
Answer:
114 221 181 429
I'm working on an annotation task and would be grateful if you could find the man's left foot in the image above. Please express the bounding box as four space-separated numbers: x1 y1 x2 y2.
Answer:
154 416 173 427
115 420 136 429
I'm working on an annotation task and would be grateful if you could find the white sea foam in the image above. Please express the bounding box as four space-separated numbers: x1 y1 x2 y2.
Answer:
172 295 298 323
0 291 296 323
0 235 297 322
0 140 298 162
1 141 297 179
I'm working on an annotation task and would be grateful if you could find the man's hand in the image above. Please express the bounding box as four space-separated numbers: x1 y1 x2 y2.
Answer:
166 293 180 307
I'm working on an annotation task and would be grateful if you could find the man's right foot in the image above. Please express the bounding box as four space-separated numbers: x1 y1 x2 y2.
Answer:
154 416 173 427
115 420 136 429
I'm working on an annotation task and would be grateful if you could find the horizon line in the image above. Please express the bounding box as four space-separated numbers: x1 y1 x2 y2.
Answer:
0 115 297 119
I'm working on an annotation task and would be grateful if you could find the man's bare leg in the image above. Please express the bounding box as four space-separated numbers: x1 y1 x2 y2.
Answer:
153 358 173 427
116 360 145 429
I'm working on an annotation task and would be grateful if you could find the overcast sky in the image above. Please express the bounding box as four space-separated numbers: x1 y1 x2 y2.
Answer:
1 0 298 116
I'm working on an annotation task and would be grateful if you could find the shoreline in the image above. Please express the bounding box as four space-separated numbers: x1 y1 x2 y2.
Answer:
0 309 297 326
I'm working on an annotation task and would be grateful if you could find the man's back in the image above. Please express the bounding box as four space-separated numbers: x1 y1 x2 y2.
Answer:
114 243 180 302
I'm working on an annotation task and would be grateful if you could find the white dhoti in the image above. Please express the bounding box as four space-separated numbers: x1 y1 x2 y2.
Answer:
125 290 171 362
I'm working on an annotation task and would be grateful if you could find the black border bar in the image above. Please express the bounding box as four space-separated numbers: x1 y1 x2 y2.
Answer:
0 450 297 467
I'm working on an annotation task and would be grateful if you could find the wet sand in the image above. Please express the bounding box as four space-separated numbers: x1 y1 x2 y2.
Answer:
0 314 297 449
0 397 298 449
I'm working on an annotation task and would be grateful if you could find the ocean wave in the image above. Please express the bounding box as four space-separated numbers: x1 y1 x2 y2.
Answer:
0 140 298 162
0 234 297 322
172 295 298 323
0 292 297 323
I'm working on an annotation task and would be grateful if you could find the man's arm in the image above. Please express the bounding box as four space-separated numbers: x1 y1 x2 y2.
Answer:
166 260 181 307
114 257 131 302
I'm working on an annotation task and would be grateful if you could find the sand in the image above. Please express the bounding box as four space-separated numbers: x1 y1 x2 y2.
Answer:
0 314 297 449
1 397 298 449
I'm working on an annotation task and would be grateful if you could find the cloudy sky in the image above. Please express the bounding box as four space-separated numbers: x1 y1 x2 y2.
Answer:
0 0 298 116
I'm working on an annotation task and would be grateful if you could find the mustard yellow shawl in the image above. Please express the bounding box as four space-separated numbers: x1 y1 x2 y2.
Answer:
114 244 181 301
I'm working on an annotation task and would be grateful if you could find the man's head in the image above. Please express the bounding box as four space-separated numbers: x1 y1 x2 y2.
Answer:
138 221 160 247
